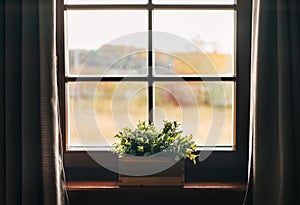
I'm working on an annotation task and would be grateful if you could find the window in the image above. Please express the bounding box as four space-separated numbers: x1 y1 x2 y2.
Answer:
57 0 251 182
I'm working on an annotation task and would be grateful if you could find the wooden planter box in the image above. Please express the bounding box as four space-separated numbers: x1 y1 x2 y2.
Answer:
118 156 184 187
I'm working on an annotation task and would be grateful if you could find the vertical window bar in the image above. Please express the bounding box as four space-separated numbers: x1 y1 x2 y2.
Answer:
148 1 154 123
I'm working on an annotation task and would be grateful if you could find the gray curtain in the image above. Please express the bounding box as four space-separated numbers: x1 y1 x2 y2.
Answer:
0 0 68 204
248 0 300 204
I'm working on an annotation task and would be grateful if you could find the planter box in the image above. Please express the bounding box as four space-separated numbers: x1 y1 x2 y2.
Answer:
118 156 184 187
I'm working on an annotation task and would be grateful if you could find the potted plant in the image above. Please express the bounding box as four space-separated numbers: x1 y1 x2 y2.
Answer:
112 120 198 186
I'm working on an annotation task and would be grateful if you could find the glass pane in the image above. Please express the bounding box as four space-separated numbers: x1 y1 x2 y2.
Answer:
154 82 234 146
153 0 235 4
153 10 235 76
68 82 148 148
65 10 148 76
66 0 148 4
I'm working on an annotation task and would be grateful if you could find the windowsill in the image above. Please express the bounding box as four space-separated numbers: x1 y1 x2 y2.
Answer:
67 181 247 205
67 181 246 191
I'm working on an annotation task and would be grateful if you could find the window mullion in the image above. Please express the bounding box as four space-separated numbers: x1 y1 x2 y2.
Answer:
64 76 236 82
148 2 154 123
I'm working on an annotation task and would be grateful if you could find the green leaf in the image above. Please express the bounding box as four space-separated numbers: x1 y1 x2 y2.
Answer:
111 120 199 164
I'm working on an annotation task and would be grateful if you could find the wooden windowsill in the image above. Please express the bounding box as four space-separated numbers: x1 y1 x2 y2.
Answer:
67 181 247 205
67 181 246 191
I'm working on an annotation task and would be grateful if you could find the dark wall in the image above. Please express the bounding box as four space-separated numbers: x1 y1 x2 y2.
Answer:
68 188 245 205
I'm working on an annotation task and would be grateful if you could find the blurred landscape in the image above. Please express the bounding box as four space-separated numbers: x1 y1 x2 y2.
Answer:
67 44 234 148
67 43 233 75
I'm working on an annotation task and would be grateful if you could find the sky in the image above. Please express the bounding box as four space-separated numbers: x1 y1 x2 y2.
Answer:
66 9 234 54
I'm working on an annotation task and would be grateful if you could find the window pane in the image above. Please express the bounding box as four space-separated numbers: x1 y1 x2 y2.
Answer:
153 10 235 76
154 82 234 146
66 0 148 4
65 10 148 76
153 0 235 4
67 82 148 148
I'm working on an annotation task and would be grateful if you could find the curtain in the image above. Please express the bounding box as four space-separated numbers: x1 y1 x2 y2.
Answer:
0 0 68 204
247 0 300 204
0 1 5 204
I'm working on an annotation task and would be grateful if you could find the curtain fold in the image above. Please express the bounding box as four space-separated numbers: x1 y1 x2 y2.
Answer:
0 1 5 205
249 0 300 204
39 0 68 204
4 1 23 204
0 0 68 204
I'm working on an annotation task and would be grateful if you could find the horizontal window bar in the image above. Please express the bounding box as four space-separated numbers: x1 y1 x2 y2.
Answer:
67 145 235 152
64 4 148 10
64 4 236 10
65 76 236 82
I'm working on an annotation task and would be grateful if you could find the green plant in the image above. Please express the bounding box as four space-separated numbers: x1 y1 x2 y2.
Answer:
112 120 199 164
